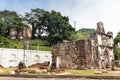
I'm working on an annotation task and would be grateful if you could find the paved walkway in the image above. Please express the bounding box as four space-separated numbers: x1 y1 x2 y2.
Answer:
0 77 96 80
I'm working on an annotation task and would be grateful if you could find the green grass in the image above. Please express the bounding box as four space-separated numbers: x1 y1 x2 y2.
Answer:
1 68 120 76
0 68 14 74
28 39 52 51
33 45 51 51
0 36 24 49
29 39 50 46
66 69 120 76
0 36 51 51
38 46 51 51
66 69 95 76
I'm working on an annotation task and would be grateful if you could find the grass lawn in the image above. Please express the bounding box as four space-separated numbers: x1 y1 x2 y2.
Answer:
66 69 95 76
0 68 14 74
33 45 51 51
65 69 120 76
1 68 120 76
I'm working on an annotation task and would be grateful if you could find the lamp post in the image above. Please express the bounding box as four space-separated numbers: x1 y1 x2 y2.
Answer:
23 41 29 64
23 44 25 64
38 43 39 50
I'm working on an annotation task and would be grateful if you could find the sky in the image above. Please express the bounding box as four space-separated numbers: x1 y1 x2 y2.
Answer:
0 0 120 37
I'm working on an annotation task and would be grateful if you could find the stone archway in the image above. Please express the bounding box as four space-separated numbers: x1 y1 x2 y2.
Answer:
103 48 109 68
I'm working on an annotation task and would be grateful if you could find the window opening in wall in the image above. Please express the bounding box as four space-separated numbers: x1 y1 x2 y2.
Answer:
34 55 40 63
9 54 17 62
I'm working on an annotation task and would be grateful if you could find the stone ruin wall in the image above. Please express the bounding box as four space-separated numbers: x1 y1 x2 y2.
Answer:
51 22 115 70
9 26 32 39
52 40 92 69
91 22 114 69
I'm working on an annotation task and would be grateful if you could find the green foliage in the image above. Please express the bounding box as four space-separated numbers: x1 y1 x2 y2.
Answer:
29 39 51 51
29 39 50 46
0 36 51 51
114 45 120 60
0 18 6 36
0 36 23 49
70 28 96 41
0 9 75 45
114 32 120 45
43 10 75 44
33 45 51 51
0 10 24 37
25 9 75 44
0 9 97 46
25 8 46 38
114 32 120 60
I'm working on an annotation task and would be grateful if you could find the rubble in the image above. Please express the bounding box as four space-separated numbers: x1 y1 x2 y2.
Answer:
0 65 4 69
14 62 50 74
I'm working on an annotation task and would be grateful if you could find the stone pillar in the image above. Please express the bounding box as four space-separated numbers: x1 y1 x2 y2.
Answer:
97 22 105 34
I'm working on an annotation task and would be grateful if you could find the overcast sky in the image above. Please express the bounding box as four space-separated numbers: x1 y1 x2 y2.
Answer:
0 0 120 37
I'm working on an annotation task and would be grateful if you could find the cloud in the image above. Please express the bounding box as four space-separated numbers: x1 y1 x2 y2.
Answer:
0 0 120 37
65 0 120 37
45 0 120 37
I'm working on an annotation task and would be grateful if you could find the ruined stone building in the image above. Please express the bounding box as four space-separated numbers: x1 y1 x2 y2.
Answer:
9 26 32 39
51 22 114 70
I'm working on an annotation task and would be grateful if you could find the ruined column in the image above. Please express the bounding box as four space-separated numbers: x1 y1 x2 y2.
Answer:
106 31 114 70
97 22 105 34
95 22 115 70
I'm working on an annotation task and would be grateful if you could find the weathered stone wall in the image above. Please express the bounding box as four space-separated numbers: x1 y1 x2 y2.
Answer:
52 41 76 69
75 40 91 69
51 22 114 70
52 40 91 69
23 26 32 39
91 22 114 69
9 26 32 39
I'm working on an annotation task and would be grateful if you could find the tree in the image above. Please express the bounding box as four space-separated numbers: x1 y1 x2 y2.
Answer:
114 32 120 60
25 8 45 39
114 32 120 45
70 28 96 41
42 10 75 44
25 8 75 44
0 18 6 36
0 10 24 37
